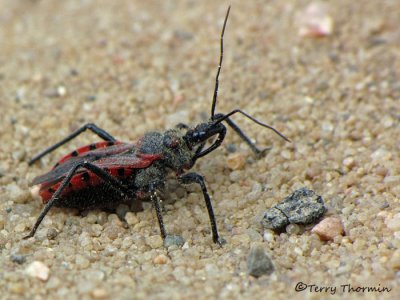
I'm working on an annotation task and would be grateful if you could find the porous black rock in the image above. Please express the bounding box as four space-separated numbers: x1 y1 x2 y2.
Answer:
261 188 326 230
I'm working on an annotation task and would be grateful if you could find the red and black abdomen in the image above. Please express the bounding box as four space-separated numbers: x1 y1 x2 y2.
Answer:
38 166 137 208
33 141 162 210
43 175 138 211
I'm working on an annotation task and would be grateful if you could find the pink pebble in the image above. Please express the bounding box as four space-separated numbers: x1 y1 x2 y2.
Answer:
312 217 344 241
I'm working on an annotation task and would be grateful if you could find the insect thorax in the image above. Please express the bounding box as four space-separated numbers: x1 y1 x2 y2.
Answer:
138 129 195 175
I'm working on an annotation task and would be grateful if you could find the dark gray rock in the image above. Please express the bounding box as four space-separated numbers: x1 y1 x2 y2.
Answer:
247 245 274 277
261 207 288 230
10 254 26 264
261 188 326 230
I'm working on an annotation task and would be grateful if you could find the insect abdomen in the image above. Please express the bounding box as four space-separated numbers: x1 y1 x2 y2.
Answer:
39 167 136 204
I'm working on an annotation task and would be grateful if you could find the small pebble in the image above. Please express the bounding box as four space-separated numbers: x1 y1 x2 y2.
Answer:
375 166 388 177
47 228 58 240
153 254 169 265
86 95 97 101
226 153 246 170
90 224 103 237
12 150 26 161
389 249 400 270
225 143 237 153
385 213 400 231
263 230 275 243
371 148 392 162
312 217 344 241
75 255 90 269
25 261 50 281
146 235 163 249
164 235 185 248
9 283 24 294
297 2 333 37
305 166 321 180
30 185 40 200
46 277 61 289
10 254 26 264
247 244 274 277
6 183 31 204
384 176 400 187
343 157 356 169
104 225 120 240
247 183 263 201
286 224 301 235
43 85 67 98
92 288 109 299
125 212 139 225
15 223 27 233
229 170 242 182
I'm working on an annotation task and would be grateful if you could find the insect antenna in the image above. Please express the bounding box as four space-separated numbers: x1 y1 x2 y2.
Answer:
213 109 291 142
210 5 231 119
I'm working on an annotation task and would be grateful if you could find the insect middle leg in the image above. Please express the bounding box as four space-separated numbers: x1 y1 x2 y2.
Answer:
29 123 117 165
178 172 222 245
149 183 167 239
24 162 131 239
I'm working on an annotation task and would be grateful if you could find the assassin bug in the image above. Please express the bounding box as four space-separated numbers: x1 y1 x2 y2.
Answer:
25 6 289 244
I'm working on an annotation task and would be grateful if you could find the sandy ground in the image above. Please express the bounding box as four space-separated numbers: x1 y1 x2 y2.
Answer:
1 0 400 299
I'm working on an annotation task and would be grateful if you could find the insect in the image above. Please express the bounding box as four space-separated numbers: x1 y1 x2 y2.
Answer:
25 6 289 244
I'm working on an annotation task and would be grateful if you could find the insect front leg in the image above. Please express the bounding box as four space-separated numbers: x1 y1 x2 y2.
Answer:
213 111 290 156
29 123 117 165
24 162 131 239
178 172 223 245
193 125 227 160
224 118 267 156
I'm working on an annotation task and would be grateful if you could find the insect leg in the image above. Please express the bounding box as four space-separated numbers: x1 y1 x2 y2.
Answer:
149 183 167 239
224 117 266 155
24 162 130 239
193 126 227 160
178 172 222 245
193 142 206 158
29 123 117 165
215 109 290 142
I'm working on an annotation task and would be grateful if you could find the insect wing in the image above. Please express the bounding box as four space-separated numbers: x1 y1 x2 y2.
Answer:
94 153 162 169
53 141 125 169
32 143 135 186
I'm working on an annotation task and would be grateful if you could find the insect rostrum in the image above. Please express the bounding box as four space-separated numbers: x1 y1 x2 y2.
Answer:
25 6 289 245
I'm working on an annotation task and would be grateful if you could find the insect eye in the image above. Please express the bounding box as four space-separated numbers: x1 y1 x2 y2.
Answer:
163 135 179 149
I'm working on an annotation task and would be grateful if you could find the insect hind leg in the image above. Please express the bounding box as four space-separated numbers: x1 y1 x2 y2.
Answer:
29 123 117 165
23 162 130 239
